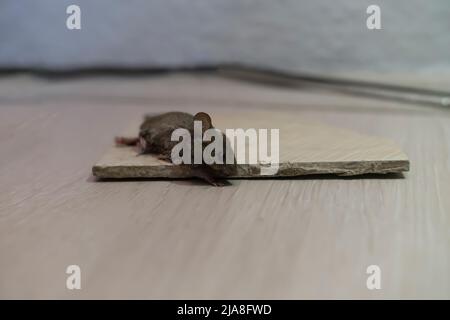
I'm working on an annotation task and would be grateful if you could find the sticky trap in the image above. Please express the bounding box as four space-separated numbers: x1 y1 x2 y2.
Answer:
92 111 409 179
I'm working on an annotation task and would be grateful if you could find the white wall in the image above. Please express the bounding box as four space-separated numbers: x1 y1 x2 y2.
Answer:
1 0 449 73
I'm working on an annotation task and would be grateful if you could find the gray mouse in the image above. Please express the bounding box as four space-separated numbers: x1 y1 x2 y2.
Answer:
115 111 236 186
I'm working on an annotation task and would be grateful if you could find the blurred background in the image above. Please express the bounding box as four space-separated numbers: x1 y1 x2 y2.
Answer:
1 0 449 74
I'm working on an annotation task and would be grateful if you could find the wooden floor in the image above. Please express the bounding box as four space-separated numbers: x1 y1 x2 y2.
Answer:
0 72 449 299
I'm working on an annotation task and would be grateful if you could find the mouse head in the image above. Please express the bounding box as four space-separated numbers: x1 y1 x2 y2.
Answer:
194 112 237 177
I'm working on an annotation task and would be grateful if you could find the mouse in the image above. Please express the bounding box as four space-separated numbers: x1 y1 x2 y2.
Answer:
115 111 236 186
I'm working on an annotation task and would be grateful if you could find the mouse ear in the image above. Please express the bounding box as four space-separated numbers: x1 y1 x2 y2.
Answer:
194 112 213 131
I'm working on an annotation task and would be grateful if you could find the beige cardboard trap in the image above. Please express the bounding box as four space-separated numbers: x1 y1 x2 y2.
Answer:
93 111 409 179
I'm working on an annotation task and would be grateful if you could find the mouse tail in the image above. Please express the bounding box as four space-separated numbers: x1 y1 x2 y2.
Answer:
115 136 139 146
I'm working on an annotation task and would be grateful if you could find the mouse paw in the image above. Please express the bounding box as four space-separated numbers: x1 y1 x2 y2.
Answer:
192 167 230 187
